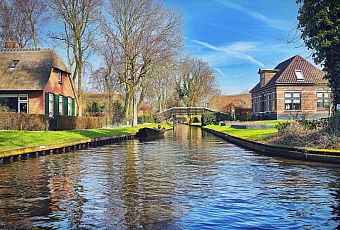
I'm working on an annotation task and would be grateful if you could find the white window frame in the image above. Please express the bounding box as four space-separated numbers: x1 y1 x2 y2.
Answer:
58 70 62 83
295 70 304 81
18 94 28 113
68 97 72 116
284 91 301 111
48 93 54 117
59 95 63 115
316 92 330 110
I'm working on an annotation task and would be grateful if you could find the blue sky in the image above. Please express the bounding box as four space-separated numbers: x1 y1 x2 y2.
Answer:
164 0 312 95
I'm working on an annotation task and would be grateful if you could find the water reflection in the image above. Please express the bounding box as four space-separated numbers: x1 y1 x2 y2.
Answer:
0 125 339 229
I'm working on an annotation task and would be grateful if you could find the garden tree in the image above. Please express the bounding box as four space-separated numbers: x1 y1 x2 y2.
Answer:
85 101 104 116
15 0 48 48
297 0 340 132
0 0 48 48
89 66 119 123
176 57 220 107
50 0 101 116
112 99 124 124
145 61 178 112
102 0 182 126
0 0 31 47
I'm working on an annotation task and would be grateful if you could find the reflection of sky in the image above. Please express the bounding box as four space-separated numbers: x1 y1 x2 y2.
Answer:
0 126 339 228
164 0 314 94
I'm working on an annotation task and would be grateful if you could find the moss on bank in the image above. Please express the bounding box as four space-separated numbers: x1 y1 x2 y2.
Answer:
0 123 171 151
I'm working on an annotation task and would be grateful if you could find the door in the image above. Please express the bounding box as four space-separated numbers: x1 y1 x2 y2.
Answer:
19 102 28 113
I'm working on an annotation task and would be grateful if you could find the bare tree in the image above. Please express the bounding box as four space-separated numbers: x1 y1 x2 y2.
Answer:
0 0 31 47
101 0 182 126
15 0 48 48
176 57 220 107
50 0 101 115
145 61 178 112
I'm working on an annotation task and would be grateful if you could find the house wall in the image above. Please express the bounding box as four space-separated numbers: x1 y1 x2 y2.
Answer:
0 90 44 114
276 85 330 120
251 87 277 120
44 69 75 97
44 68 77 115
29 91 44 114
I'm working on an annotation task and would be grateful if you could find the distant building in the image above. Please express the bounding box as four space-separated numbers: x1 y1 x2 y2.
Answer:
0 42 78 117
209 93 252 120
250 55 331 120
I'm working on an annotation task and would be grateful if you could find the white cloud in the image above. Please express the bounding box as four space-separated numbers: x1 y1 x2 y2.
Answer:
214 67 227 78
216 0 293 31
191 39 264 67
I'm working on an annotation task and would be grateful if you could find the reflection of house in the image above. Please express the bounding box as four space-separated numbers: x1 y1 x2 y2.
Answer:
209 93 252 120
0 42 78 117
250 55 330 120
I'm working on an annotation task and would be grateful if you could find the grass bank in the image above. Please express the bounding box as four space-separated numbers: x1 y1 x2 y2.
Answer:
205 125 278 141
0 123 171 151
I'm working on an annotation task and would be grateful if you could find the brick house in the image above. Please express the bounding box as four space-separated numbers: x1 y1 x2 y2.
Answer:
0 44 78 117
209 93 252 120
250 55 331 120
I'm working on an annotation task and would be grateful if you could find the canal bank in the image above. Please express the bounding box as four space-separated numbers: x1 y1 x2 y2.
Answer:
0 123 172 163
200 125 340 165
1 124 339 229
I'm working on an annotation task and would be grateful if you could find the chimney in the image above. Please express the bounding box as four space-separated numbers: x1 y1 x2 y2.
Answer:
5 41 19 49
258 68 278 87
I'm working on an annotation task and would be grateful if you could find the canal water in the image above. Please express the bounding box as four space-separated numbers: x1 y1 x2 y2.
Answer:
0 125 340 229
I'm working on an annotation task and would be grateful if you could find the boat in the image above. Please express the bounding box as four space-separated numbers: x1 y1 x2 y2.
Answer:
136 127 166 141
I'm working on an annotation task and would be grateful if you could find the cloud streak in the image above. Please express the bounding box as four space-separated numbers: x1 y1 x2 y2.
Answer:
216 0 292 31
191 39 264 67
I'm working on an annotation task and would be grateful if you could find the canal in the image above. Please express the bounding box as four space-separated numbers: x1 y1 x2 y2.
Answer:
0 125 340 229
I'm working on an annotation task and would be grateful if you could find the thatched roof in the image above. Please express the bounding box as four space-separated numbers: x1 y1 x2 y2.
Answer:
0 48 70 90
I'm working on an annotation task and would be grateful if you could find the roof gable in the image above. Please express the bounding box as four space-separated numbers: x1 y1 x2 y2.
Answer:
267 55 326 85
0 48 70 90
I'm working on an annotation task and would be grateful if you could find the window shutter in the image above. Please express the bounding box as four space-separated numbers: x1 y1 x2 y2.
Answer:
64 96 68 116
72 98 76 116
54 94 59 116
45 92 49 115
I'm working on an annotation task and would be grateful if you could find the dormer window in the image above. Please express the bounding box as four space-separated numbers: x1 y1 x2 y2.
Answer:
9 60 19 69
295 70 304 81
58 70 62 83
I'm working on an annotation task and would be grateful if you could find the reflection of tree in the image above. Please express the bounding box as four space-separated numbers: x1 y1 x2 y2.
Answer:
0 154 85 229
329 174 340 228
122 140 143 228
47 154 85 229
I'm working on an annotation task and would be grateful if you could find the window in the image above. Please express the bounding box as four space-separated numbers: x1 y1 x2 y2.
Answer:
18 94 28 113
271 92 276 111
9 60 19 69
68 97 72 116
59 95 63 115
317 92 330 110
285 92 301 110
58 70 62 83
260 74 265 87
295 70 304 81
48 93 54 117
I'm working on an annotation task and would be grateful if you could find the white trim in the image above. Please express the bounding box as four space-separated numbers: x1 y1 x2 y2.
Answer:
0 94 18 98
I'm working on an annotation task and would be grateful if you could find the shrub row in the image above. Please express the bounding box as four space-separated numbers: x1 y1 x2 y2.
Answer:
0 112 49 131
0 112 106 131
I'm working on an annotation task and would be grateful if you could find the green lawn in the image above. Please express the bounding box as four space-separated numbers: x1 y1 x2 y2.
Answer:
0 123 172 151
205 125 278 141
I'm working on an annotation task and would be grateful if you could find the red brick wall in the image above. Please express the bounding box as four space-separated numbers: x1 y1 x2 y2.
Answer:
0 90 44 114
276 85 331 117
44 69 75 97
28 91 44 114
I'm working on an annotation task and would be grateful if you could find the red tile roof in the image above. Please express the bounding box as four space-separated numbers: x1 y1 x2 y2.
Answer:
250 55 326 93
